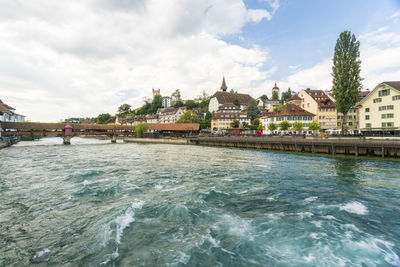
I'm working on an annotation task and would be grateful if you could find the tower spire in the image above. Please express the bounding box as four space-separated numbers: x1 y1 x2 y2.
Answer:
221 76 227 92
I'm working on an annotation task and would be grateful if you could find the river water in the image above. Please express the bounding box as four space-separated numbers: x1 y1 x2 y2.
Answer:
0 137 399 266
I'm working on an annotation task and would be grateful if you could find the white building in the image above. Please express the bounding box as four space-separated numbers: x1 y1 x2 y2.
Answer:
209 77 253 113
260 103 315 134
358 81 400 135
162 96 172 108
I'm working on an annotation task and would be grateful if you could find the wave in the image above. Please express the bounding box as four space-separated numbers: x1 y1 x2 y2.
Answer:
339 201 368 215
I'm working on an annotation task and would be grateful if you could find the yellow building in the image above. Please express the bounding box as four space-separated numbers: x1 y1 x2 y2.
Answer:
358 81 400 135
298 89 337 132
211 104 251 133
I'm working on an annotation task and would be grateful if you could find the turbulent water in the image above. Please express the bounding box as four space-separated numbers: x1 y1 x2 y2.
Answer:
1 137 400 266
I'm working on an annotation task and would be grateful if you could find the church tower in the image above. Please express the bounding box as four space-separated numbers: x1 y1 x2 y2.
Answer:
220 76 227 92
272 82 280 99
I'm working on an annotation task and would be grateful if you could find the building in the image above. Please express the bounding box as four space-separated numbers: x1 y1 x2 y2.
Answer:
298 89 337 132
256 98 281 111
157 106 187 124
286 94 302 106
162 96 172 108
152 88 161 99
116 115 146 126
0 100 25 122
211 104 251 132
271 82 280 100
358 81 400 135
209 77 254 112
259 103 315 134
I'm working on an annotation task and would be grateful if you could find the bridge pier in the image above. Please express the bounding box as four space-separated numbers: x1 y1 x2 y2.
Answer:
63 121 73 145
63 135 72 145
111 135 117 143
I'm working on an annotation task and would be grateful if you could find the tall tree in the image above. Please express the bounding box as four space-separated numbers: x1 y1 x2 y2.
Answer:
172 89 181 101
185 100 198 110
247 99 260 120
150 94 163 114
117 104 131 117
332 30 362 134
280 121 290 131
281 88 293 102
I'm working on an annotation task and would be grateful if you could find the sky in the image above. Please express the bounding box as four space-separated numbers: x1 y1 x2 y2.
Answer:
0 0 400 122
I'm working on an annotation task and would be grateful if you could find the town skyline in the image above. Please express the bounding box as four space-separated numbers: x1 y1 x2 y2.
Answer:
1 0 399 122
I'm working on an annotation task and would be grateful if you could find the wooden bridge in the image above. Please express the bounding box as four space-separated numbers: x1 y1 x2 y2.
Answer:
0 122 134 144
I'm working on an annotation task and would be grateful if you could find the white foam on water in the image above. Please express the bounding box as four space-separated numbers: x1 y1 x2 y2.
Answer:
34 248 50 258
311 220 322 228
162 185 185 192
339 201 368 215
321 215 336 220
298 212 313 219
114 200 145 244
303 254 315 262
155 184 163 190
82 179 90 185
304 196 318 203
222 178 233 181
267 196 275 201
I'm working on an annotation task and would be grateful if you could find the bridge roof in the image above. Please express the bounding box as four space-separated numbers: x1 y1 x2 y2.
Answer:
147 123 200 131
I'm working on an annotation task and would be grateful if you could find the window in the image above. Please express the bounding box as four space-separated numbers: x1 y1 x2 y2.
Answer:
348 122 353 126
365 115 370 120
393 95 400 101
382 114 386 119
365 108 370 112
337 122 341 126
378 89 390 96
373 98 382 103
379 105 394 111
348 115 352 119
366 123 371 128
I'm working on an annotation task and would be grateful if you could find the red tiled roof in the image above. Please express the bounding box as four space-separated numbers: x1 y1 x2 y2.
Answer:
259 103 315 117
147 123 200 131
304 89 335 108
287 95 301 101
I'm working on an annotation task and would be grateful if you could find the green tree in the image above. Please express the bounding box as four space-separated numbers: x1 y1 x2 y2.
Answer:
280 121 290 131
268 122 277 132
117 104 132 117
257 123 264 131
134 123 148 138
185 100 198 110
247 99 260 120
198 98 210 108
260 94 268 100
95 113 115 124
233 99 240 107
172 89 181 101
229 89 237 93
332 30 362 134
243 122 250 128
177 110 199 123
150 94 163 114
308 121 321 135
272 91 279 100
293 121 303 132
252 118 260 126
281 88 293 102
230 120 240 128
273 105 283 112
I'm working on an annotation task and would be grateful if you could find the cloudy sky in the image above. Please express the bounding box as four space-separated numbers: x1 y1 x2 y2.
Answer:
1 0 400 122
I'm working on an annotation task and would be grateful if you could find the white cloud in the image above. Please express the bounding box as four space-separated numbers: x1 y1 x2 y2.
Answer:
288 65 300 70
0 0 279 121
390 9 400 22
285 28 400 93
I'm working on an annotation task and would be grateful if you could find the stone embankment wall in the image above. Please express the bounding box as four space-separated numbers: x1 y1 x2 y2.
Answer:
189 137 400 159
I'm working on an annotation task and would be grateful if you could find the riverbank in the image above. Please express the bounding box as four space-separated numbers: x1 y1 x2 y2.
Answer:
189 136 400 159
